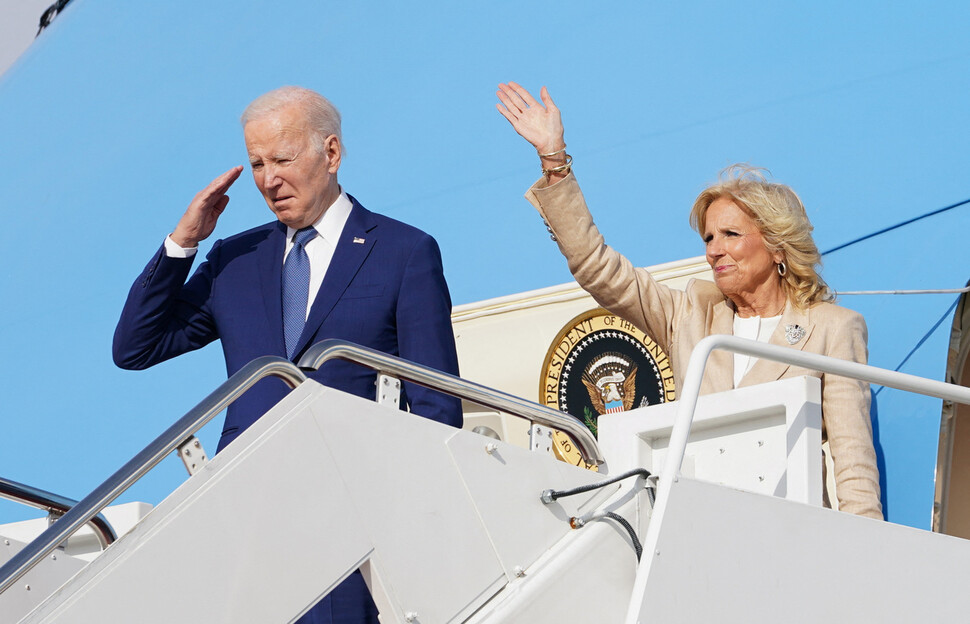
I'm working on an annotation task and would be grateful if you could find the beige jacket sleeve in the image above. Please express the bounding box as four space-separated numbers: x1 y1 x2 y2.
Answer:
525 172 687 354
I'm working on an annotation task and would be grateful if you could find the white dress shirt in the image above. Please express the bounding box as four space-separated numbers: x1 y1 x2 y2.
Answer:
165 191 354 320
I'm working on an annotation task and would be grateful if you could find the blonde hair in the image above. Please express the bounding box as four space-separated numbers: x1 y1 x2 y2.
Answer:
690 164 832 308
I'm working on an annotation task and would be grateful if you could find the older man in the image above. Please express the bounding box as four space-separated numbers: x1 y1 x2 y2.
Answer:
113 87 462 623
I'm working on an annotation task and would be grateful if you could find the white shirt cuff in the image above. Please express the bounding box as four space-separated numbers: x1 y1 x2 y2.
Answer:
164 235 198 258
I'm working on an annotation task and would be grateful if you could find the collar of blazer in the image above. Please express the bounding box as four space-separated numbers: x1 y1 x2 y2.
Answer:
258 197 380 360
703 298 736 394
739 299 815 388
703 297 815 393
294 196 379 359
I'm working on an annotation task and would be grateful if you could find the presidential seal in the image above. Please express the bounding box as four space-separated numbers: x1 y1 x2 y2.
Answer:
540 309 676 469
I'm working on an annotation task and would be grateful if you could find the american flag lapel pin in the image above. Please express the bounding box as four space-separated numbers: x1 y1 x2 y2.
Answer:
353 237 366 244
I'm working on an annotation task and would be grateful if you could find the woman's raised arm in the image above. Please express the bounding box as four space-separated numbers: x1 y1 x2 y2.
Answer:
496 82 571 183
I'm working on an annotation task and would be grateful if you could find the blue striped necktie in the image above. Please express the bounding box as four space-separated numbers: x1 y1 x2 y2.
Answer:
282 227 318 359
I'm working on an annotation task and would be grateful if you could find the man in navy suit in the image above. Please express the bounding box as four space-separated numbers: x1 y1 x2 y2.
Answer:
113 87 462 623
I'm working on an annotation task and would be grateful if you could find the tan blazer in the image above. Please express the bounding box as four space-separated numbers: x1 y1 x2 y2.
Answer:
526 173 882 519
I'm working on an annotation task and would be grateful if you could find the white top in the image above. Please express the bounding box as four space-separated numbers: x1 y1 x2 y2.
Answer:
732 314 782 387
164 190 354 320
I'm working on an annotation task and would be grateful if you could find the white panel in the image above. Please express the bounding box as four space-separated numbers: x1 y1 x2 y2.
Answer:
0 537 85 623
303 399 508 623
446 429 613 577
0 502 153 562
21 385 376 624
599 376 822 505
631 477 970 622
464 518 639 624
461 409 532 449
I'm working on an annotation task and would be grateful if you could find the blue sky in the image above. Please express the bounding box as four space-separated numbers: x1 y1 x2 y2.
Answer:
0 0 967 528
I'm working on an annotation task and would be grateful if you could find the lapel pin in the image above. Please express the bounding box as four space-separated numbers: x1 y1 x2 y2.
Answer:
784 324 805 345
353 237 365 244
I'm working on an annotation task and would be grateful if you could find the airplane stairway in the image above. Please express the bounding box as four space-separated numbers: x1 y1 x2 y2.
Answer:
4 337 970 622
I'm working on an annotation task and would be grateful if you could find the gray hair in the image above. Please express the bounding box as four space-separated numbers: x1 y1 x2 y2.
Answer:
240 86 342 153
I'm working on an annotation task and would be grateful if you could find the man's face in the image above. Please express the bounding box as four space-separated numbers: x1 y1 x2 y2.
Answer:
244 103 341 229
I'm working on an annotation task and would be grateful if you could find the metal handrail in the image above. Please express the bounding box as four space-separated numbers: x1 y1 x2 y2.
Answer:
0 356 307 596
659 334 970 492
298 339 605 467
0 477 116 549
638 334 970 583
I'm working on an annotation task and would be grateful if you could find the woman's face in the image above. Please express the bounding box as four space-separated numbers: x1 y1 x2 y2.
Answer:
703 198 783 305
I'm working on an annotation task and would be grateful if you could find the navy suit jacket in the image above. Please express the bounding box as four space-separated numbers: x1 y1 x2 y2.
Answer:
114 196 462 451
113 196 461 623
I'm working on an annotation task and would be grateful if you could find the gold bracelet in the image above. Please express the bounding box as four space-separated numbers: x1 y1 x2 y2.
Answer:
538 146 567 158
541 154 572 175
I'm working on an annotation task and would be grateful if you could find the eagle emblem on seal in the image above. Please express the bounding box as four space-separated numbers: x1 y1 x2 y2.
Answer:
581 352 638 415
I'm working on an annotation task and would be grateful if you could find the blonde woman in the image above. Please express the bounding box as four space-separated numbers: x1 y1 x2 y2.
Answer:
496 82 881 519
